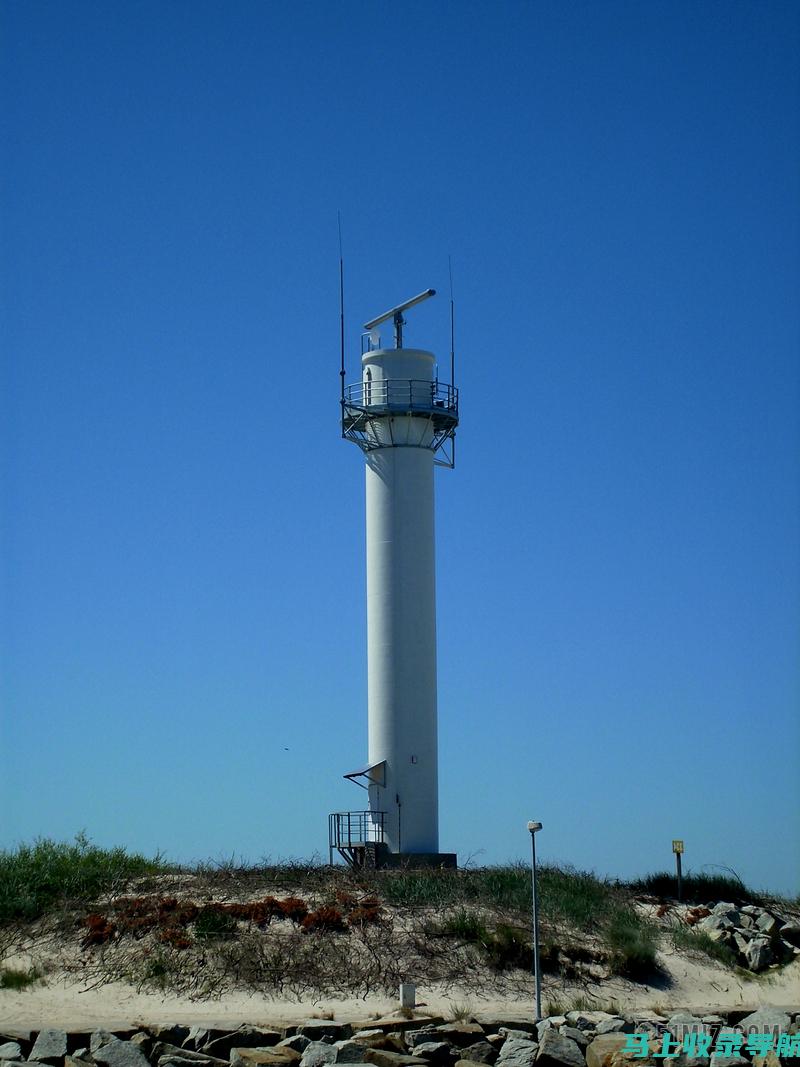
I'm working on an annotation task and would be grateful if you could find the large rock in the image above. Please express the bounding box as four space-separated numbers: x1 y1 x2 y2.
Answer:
280 1040 312 1055
701 915 734 933
707 928 734 946
711 903 740 920
0 1045 22 1061
594 1022 633 1038
300 1043 338 1067
565 1014 611 1032
231 1051 303 1067
755 913 779 937
434 1028 486 1050
205 1032 281 1059
460 1043 497 1065
298 1024 354 1044
338 1045 385 1065
737 1010 791 1035
666 1016 708 1040
152 1030 191 1049
496 1041 538 1067
780 922 800 947
30 1032 69 1065
536 1032 584 1067
362 1052 428 1067
407 1035 440 1051
94 1044 151 1067
376 1022 446 1037
153 1046 225 1065
743 937 772 971
412 1044 455 1066
585 1035 628 1067
0 1034 32 1053
559 1032 587 1053
352 1035 393 1052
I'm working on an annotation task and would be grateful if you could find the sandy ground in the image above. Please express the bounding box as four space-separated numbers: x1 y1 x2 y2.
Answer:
2 954 798 1030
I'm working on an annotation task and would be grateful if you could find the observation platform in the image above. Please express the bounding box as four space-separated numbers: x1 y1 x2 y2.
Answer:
328 810 456 871
341 379 459 463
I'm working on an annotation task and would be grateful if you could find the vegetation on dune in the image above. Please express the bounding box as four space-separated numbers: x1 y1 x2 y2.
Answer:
629 869 758 905
669 921 738 968
0 965 41 990
0 833 169 924
3 835 792 1001
404 863 659 979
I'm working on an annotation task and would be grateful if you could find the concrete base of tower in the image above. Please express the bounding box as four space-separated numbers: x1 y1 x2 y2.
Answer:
372 844 457 870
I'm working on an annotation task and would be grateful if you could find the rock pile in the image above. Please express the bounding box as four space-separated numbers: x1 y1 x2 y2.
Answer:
1 1009 797 1067
692 902 800 972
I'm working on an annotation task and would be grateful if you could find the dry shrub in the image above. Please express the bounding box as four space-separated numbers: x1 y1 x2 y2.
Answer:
301 905 346 933
158 926 191 949
335 888 358 909
219 903 254 920
173 901 199 925
278 896 309 923
685 906 711 926
82 912 116 946
348 902 382 927
114 897 159 936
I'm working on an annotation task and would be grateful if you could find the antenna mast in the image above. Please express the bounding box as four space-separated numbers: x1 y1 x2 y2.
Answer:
338 212 345 405
448 256 455 387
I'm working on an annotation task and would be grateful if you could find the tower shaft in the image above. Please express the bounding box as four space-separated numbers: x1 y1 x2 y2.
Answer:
366 445 438 854
332 304 459 868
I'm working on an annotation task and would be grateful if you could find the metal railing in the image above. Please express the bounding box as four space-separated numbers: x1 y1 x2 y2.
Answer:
344 379 458 416
328 810 386 865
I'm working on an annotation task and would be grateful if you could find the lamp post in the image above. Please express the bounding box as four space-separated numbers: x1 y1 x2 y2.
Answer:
527 820 543 1022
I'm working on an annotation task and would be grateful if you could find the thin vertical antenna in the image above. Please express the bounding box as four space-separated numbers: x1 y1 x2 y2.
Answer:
448 255 455 387
338 212 345 407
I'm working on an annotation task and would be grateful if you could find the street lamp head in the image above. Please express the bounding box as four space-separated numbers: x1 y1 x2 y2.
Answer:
527 821 543 833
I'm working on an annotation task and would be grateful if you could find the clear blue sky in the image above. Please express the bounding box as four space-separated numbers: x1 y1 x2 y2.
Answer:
2 1 798 895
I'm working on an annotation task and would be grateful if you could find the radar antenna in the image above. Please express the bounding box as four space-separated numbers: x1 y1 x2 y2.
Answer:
363 288 436 348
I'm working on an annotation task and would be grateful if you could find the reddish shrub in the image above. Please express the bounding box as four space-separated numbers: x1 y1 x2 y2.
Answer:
173 902 199 926
115 897 155 919
278 896 309 923
158 925 191 949
347 905 382 927
301 905 346 933
82 912 116 946
246 896 282 926
685 906 711 926
219 902 256 920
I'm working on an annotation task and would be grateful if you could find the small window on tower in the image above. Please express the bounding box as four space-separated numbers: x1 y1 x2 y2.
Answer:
365 367 372 405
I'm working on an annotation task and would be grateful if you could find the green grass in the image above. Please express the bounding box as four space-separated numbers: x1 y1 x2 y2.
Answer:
629 870 758 905
0 966 41 990
438 908 489 941
194 905 239 940
366 861 620 925
0 834 170 924
605 910 658 979
670 922 738 967
7 840 769 987
368 862 660 979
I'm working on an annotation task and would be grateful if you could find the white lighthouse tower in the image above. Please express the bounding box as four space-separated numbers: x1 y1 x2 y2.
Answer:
329 289 459 868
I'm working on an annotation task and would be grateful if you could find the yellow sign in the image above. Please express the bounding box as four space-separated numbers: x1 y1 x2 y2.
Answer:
672 839 684 854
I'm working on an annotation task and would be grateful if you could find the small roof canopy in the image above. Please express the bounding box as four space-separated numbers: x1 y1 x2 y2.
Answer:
343 760 386 789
